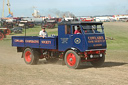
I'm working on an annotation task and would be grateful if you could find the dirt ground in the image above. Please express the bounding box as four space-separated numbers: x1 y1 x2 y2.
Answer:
0 41 128 85
0 22 128 85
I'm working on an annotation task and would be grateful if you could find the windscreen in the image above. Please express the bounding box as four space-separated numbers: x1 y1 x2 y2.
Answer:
82 24 104 34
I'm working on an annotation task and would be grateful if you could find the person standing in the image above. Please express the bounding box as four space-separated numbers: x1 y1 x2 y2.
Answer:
39 27 48 38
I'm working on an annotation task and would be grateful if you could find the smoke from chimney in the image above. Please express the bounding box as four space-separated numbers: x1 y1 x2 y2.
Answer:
48 9 77 18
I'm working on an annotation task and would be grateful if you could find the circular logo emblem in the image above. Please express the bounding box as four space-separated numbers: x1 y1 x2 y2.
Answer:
74 38 81 44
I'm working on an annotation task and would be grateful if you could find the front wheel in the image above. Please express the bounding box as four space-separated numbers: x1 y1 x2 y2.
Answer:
64 50 81 69
23 48 39 65
91 54 105 67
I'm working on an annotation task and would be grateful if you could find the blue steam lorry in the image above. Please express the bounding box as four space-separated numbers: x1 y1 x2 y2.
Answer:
12 21 107 69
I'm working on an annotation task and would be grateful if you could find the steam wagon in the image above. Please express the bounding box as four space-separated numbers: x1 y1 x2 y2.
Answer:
12 21 107 69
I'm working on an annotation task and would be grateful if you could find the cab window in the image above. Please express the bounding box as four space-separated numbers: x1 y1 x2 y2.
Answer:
72 25 81 34
65 25 71 34
82 25 103 33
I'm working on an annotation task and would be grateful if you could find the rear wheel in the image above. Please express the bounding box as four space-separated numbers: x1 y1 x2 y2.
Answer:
91 54 105 67
23 48 39 65
0 32 4 40
64 50 81 69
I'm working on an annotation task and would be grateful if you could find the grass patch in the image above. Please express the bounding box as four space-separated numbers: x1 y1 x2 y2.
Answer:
104 22 128 51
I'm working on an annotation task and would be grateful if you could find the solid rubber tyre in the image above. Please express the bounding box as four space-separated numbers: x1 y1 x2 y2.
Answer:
64 50 81 69
91 54 105 67
23 48 39 65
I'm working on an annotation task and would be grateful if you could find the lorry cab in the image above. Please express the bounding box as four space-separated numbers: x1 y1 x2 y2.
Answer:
58 21 107 52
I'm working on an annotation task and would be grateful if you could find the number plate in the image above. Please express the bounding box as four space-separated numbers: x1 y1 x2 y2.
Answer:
93 55 100 58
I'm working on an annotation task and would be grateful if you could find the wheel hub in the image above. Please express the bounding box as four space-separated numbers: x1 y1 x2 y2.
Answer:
67 53 76 66
69 58 73 61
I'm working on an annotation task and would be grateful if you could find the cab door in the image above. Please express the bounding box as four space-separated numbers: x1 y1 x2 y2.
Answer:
70 25 85 52
58 25 72 51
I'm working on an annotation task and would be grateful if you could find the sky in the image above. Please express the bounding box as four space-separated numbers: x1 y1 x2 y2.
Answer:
0 0 128 17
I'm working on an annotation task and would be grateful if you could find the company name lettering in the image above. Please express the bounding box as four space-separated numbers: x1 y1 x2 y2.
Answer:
88 36 105 43
14 39 24 43
25 40 39 43
88 36 104 40
41 41 51 44
93 44 102 47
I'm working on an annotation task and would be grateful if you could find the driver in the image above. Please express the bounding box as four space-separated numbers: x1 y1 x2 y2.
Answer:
74 27 81 34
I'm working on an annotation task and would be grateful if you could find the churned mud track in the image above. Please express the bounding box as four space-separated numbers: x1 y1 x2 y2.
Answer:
0 41 128 85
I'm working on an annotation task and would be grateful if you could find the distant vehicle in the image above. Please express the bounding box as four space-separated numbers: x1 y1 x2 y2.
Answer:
22 17 43 26
80 17 94 22
12 21 107 69
27 21 35 28
11 27 23 34
119 18 128 22
18 21 27 28
18 21 34 28
63 17 78 22
0 20 12 35
0 19 13 29
95 17 110 22
42 19 57 28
